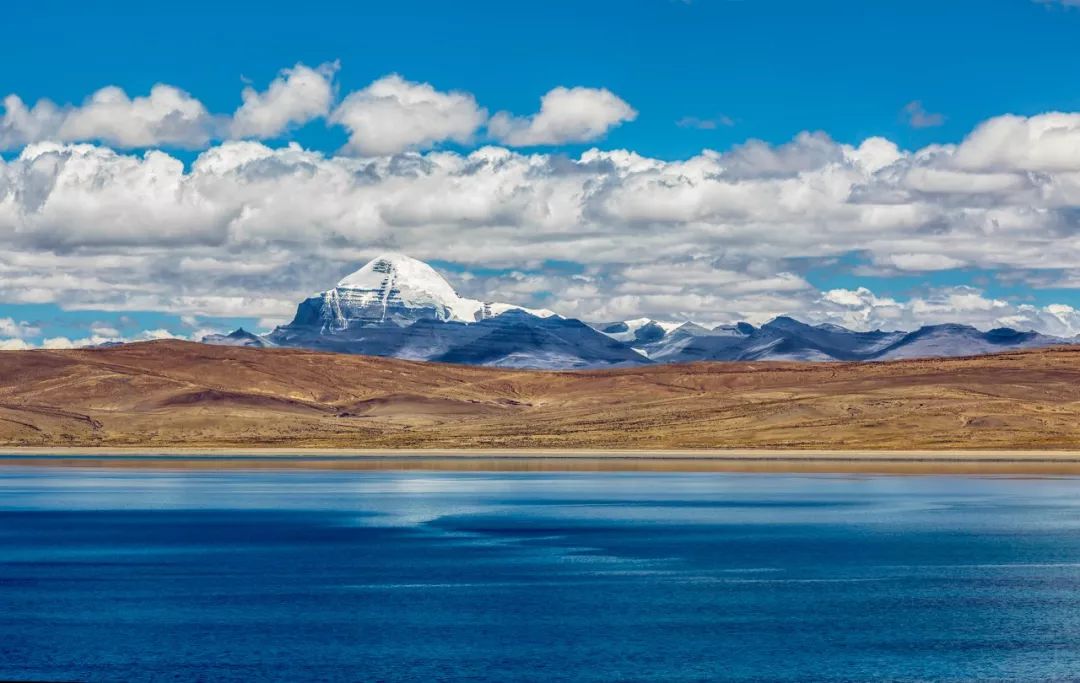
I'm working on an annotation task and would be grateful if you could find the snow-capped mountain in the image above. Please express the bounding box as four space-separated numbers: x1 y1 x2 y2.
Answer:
242 254 638 369
595 319 680 346
201 253 1076 368
627 321 759 362
280 253 554 331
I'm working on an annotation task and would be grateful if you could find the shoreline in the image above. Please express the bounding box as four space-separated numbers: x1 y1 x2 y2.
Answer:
4 447 1080 474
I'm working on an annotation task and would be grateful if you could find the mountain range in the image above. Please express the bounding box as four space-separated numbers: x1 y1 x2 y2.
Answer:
203 253 1077 368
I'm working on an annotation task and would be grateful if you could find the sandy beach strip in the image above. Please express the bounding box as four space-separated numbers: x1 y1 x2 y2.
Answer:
3 447 1080 474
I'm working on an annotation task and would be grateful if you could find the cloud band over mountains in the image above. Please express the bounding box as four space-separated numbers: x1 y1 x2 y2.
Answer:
2 62 1080 342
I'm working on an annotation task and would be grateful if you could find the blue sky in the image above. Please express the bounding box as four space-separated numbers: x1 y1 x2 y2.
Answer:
3 0 1080 346
7 0 1079 158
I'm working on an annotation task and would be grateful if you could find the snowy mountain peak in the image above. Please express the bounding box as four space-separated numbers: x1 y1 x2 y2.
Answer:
274 253 556 337
338 253 458 300
334 252 478 323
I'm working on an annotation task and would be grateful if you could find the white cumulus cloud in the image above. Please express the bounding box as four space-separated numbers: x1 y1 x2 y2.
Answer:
489 86 637 146
952 112 1080 173
231 62 339 139
0 338 32 351
0 317 40 338
329 74 487 156
1 63 337 150
1 85 217 150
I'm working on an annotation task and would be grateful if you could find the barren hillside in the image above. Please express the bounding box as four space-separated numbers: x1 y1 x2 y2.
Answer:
2 341 1080 449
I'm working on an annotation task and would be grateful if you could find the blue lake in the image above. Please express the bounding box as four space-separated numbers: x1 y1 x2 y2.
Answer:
3 468 1080 681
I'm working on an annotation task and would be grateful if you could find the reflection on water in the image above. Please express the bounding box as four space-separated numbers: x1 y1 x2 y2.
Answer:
2 468 1080 681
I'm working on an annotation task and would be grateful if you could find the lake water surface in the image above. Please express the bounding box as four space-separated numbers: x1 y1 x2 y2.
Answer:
3 467 1080 681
